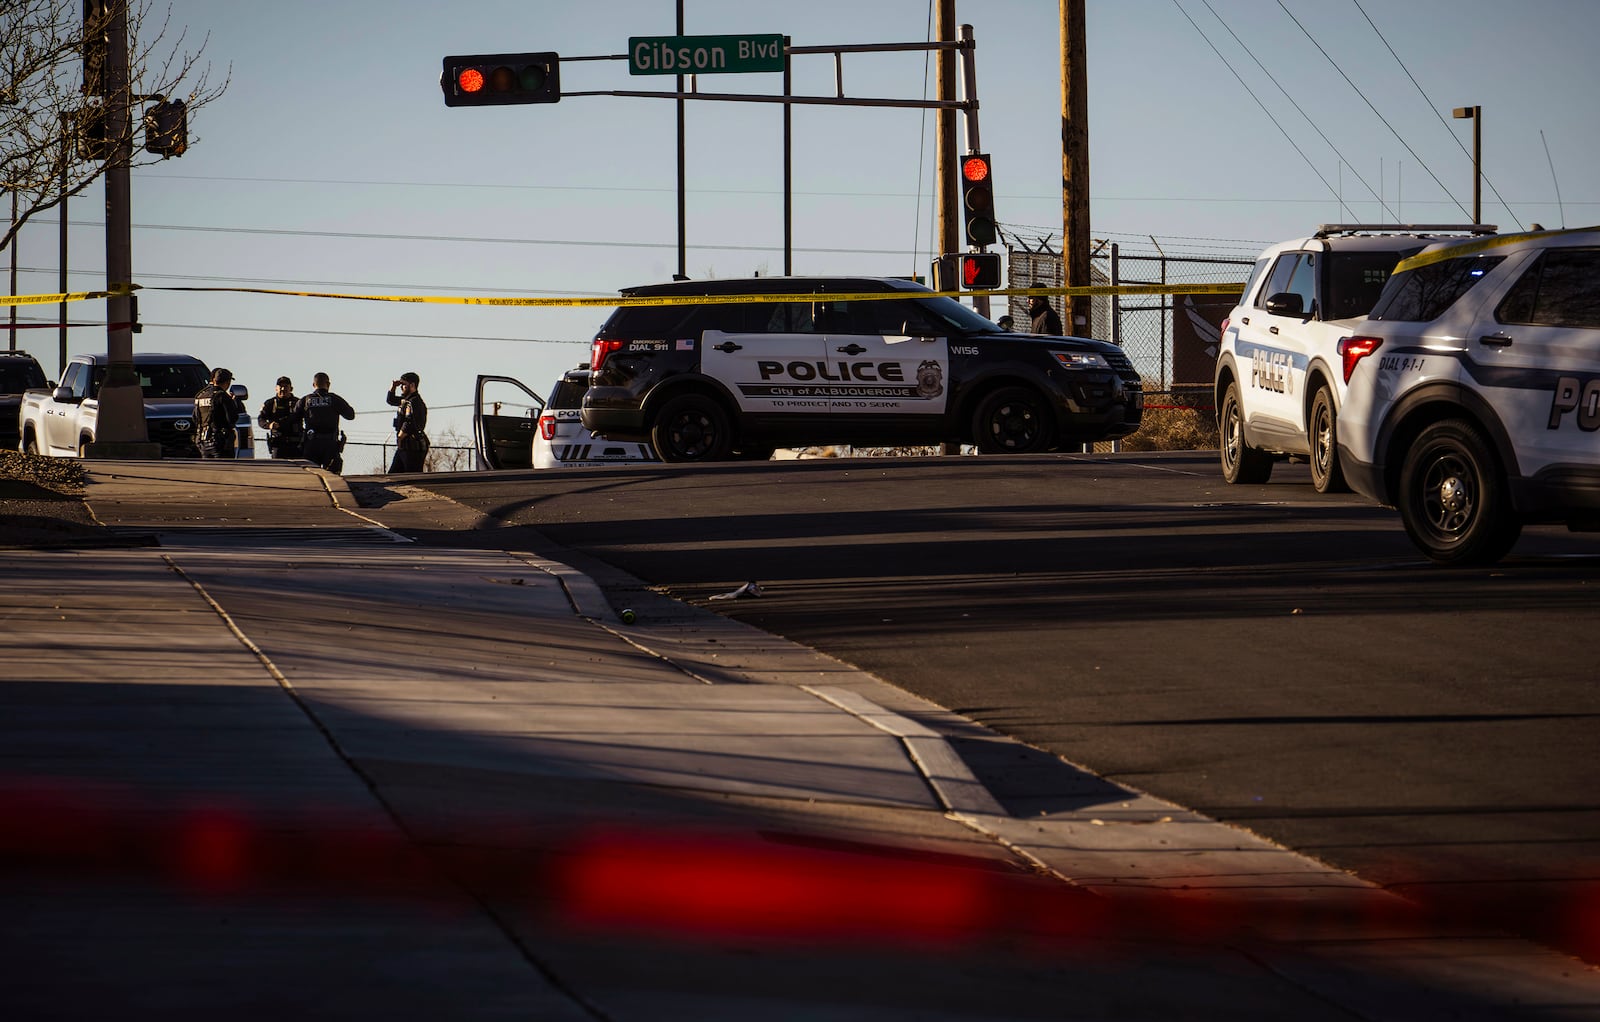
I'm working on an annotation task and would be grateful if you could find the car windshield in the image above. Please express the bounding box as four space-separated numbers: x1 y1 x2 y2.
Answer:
88 363 209 399
915 294 1008 333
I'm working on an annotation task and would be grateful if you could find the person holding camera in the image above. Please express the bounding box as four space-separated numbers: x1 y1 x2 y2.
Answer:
386 371 429 474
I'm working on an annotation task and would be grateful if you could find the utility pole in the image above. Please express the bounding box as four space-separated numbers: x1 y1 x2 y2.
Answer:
936 0 957 268
1060 0 1091 336
86 0 156 458
675 0 687 281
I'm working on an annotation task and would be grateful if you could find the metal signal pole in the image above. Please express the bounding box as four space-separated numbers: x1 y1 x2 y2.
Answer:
86 0 155 457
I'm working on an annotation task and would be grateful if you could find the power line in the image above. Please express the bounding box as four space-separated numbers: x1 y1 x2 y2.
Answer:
1201 0 1393 220
13 316 586 346
1170 0 1346 212
1350 0 1523 230
1274 0 1472 223
26 218 917 257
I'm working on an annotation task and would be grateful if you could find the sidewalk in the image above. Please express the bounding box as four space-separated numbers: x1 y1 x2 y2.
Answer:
1 459 1594 1019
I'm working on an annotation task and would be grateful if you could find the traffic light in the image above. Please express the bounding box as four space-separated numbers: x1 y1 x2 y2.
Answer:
74 105 111 161
144 99 187 157
960 252 1002 290
442 53 561 106
82 0 109 97
960 153 997 247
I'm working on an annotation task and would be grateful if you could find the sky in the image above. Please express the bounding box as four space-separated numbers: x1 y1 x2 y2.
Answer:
10 0 1598 472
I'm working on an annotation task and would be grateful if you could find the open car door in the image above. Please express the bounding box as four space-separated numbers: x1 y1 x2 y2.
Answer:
473 375 545 470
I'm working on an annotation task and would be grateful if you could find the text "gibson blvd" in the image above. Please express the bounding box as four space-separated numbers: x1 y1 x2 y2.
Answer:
628 34 785 76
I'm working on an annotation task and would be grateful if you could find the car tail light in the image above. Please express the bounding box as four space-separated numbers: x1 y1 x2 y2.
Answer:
590 338 625 372
1337 335 1383 383
1219 315 1230 340
538 413 557 441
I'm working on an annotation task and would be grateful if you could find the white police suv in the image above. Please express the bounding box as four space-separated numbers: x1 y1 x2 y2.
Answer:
533 369 657 469
1215 224 1490 492
1336 228 1600 564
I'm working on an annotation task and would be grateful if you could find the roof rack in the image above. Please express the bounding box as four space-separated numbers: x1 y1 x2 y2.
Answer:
1315 223 1496 238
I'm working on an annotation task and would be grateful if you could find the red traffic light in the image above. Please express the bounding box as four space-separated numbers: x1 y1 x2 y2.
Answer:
959 153 997 247
442 52 561 106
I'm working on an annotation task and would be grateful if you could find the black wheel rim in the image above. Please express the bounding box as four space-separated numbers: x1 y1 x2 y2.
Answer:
989 400 1040 450
669 409 714 459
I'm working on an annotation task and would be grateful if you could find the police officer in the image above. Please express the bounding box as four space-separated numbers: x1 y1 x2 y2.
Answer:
385 371 429 473
194 367 244 459
295 371 356 472
257 376 304 459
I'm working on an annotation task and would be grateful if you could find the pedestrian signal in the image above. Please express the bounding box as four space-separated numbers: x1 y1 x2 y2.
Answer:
442 53 561 106
143 99 187 157
961 253 1002 290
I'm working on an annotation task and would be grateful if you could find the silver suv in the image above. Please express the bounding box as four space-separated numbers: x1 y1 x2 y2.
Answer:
1336 228 1600 564
1215 224 1491 492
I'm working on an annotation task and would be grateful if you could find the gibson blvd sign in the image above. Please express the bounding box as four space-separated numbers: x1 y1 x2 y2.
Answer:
628 34 784 75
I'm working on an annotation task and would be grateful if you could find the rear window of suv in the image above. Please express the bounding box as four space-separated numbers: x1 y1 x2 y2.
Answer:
1325 250 1420 320
1369 255 1506 323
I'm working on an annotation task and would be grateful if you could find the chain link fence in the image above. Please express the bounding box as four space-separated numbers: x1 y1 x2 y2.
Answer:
1005 238 1255 451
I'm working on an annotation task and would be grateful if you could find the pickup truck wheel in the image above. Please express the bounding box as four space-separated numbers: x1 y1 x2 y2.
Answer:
1398 418 1521 566
973 387 1054 454
23 435 39 456
651 394 732 462
1309 386 1349 494
1220 380 1272 484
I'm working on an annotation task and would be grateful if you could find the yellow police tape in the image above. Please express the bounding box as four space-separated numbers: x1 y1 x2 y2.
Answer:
0 281 1243 309
1390 225 1592 275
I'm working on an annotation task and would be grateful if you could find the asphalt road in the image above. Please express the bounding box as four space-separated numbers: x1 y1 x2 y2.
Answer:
398 449 1600 963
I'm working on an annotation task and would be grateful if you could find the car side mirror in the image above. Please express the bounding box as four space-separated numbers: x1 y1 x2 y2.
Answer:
52 385 77 403
1264 292 1306 317
229 383 249 402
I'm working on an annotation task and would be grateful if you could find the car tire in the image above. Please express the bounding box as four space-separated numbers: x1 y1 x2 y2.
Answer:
1219 380 1272 483
1398 418 1522 566
1309 386 1349 494
651 394 732 463
973 386 1054 454
23 434 39 456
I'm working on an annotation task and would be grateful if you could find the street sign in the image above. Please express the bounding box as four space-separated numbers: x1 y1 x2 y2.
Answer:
628 34 784 76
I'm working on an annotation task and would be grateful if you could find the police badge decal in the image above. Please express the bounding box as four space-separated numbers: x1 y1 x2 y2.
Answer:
916 360 944 399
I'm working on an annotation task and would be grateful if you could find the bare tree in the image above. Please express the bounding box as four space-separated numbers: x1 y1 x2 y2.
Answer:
1 0 227 256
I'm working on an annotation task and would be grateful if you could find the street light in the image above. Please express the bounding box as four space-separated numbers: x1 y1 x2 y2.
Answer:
1453 105 1481 225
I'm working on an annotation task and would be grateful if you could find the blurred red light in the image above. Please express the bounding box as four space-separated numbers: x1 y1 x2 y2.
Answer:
962 156 990 182
457 68 485 93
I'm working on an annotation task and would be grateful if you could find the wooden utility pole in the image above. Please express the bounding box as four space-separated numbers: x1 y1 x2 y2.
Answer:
936 0 957 268
1060 0 1091 336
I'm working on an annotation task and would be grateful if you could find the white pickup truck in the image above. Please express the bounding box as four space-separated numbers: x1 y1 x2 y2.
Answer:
19 352 253 458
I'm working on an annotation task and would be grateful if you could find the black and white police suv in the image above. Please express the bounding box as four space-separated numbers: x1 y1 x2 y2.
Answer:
1336 228 1600 565
1215 224 1490 492
579 276 1143 462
